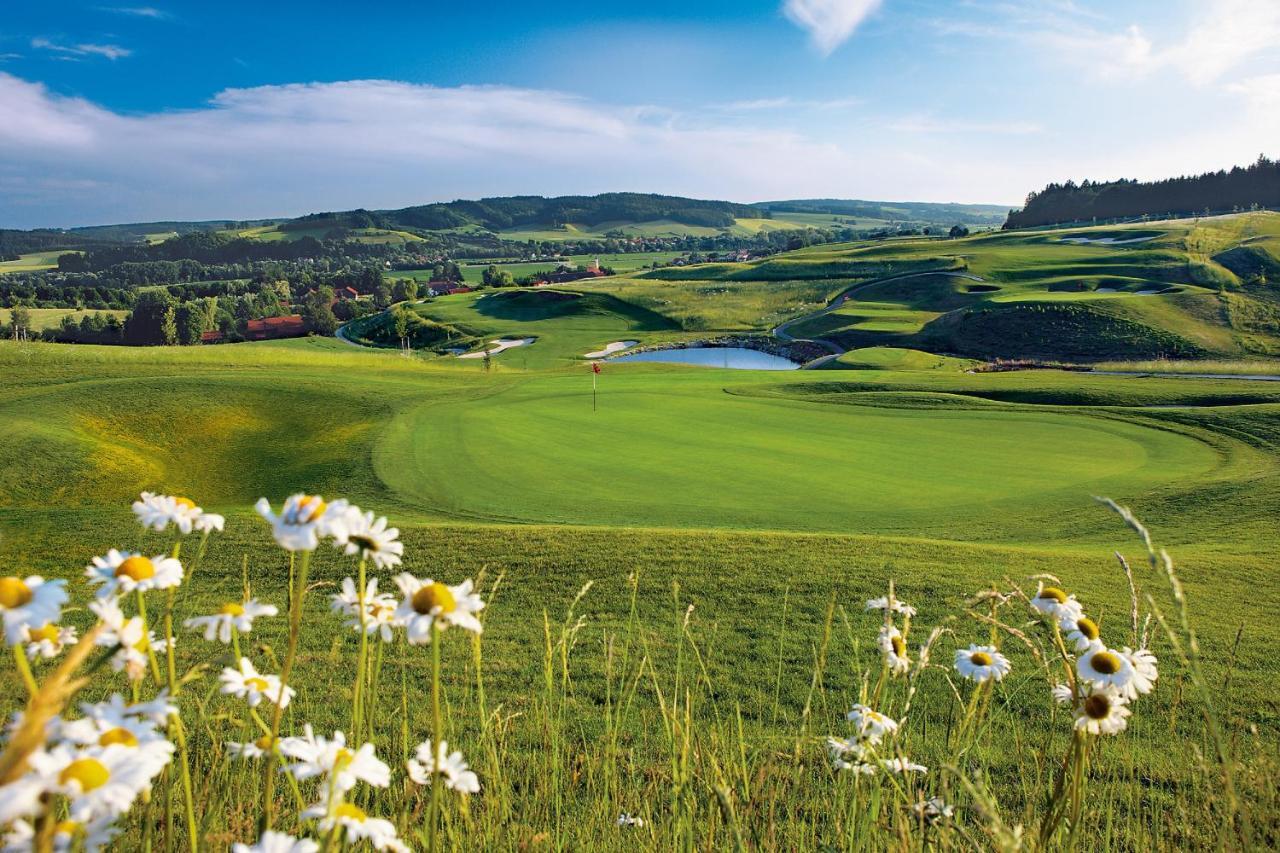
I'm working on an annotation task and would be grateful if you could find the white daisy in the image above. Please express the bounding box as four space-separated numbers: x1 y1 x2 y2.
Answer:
85 550 183 599
879 757 928 774
90 599 167 680
302 802 407 853
279 726 390 797
29 743 169 822
0 575 68 645
227 735 276 761
220 658 295 708
845 704 898 742
953 644 1012 683
255 494 350 552
617 813 645 827
232 830 319 853
832 759 878 775
335 509 403 570
332 578 401 641
1051 683 1075 705
3 815 121 853
1030 583 1083 625
1074 686 1131 735
75 692 176 731
132 492 203 535
877 624 911 675
1121 647 1158 697
864 596 916 618
912 796 955 825
23 621 77 659
58 712 173 770
406 739 480 793
392 574 484 644
184 599 278 643
1076 644 1137 697
1062 615 1102 652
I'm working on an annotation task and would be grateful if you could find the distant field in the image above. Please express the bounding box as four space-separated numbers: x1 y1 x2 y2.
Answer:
225 224 425 244
0 306 128 330
0 249 73 273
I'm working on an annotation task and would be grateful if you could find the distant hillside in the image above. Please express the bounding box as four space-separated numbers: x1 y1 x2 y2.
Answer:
1005 156 1280 229
754 199 1008 226
290 193 764 234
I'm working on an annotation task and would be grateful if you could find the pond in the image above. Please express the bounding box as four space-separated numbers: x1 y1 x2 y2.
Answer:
610 346 800 370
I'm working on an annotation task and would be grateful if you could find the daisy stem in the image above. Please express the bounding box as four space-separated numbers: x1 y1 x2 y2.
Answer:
231 625 242 662
353 557 369 742
261 548 311 833
11 642 37 697
159 581 199 852
136 589 163 685
428 618 442 853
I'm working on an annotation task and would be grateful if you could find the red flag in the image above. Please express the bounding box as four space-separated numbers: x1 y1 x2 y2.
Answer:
592 362 601 374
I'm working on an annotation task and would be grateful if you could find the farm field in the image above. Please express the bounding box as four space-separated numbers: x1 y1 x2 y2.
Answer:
0 250 73 273
0 306 129 330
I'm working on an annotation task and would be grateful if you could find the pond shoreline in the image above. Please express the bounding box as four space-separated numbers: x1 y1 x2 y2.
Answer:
607 335 828 366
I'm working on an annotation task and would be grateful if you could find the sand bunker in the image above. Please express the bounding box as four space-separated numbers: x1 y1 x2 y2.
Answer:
458 338 534 358
1094 287 1117 293
1058 235 1160 246
584 340 638 358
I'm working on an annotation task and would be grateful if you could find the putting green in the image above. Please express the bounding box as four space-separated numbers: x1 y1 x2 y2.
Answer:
376 373 1222 535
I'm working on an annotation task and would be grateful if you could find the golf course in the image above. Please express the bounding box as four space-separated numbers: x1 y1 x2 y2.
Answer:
4 214 1280 848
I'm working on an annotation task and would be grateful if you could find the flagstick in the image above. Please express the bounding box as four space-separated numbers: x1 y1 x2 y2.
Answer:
592 367 598 412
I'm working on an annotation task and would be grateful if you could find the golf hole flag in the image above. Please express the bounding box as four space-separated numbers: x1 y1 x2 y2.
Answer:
591 361 601 410
592 362 601 375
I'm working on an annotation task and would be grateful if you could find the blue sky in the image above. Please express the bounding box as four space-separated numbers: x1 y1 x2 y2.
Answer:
1 0 1277 227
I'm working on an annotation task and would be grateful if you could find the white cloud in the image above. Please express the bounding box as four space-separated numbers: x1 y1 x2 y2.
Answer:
722 96 861 111
782 0 883 55
887 115 1043 135
0 74 885 226
101 6 171 19
31 38 132 60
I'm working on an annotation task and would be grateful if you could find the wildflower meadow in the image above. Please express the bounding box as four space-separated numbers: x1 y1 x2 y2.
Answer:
0 492 1275 851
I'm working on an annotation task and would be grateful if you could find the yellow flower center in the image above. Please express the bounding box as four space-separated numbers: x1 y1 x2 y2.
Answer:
220 603 246 616
1090 651 1122 675
60 758 110 792
890 635 906 658
1075 617 1099 640
99 727 139 747
412 582 456 615
295 496 326 523
116 556 156 582
55 820 81 837
348 534 378 552
174 497 197 510
970 651 993 667
254 734 276 750
334 802 367 822
29 623 60 643
1083 693 1111 720
246 677 270 691
0 576 33 609
132 632 151 653
1038 586 1068 604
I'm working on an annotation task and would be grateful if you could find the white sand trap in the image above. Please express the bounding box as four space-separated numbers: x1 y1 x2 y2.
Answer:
1094 288 1117 293
458 338 534 359
1058 235 1160 246
584 340 638 358
1135 289 1162 295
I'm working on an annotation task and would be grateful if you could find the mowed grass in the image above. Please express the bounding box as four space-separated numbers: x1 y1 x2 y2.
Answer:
0 306 129 331
0 249 75 273
2 335 1279 848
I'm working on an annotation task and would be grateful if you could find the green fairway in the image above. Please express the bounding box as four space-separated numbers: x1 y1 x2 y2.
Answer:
0 249 73 273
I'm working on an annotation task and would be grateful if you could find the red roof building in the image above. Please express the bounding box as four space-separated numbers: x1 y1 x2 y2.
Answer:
201 314 308 344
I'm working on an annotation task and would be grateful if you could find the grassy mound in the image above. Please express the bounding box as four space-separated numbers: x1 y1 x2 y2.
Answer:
343 309 478 351
919 301 1206 360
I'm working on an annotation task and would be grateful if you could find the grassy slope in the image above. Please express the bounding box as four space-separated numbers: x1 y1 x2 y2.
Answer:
0 249 75 273
577 213 1280 361
1 337 1278 846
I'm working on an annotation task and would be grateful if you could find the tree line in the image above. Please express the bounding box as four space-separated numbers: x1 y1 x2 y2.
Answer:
1004 156 1280 229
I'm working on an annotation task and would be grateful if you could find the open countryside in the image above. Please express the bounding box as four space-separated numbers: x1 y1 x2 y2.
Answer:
2 2 1279 851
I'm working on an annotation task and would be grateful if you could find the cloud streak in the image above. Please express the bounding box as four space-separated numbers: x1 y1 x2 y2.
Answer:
783 0 883 55
31 38 132 60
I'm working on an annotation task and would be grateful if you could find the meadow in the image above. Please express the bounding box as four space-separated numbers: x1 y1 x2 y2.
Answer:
1 327 1278 850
